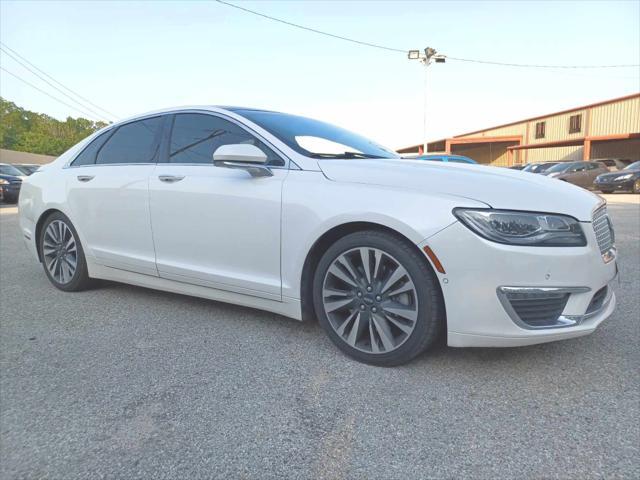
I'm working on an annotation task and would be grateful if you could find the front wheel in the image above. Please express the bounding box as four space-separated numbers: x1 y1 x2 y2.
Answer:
39 212 92 291
633 179 640 194
313 231 445 366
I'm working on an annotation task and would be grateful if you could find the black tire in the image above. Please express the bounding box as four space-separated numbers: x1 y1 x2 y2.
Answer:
312 230 445 366
633 180 640 194
38 211 92 292
600 190 614 194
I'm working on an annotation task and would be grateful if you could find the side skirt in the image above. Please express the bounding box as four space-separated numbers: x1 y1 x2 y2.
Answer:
87 260 303 321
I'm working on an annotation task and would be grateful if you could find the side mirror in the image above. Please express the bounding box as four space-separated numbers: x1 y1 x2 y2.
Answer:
213 144 272 178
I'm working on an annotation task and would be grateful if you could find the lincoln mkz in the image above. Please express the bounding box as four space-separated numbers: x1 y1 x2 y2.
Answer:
18 107 617 365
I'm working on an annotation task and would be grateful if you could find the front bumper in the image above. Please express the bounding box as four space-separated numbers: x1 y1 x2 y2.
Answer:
0 184 21 202
594 178 635 191
421 220 617 347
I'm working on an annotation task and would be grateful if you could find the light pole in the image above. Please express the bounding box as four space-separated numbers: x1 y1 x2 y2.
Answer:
408 47 446 154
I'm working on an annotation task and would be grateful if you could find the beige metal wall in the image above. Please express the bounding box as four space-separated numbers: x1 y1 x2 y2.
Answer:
526 109 587 144
527 146 583 163
589 96 640 136
456 124 526 139
452 143 511 166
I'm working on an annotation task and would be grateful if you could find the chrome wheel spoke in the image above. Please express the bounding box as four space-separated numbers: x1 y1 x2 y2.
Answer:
359 248 372 284
346 311 365 347
381 265 409 294
327 264 358 288
371 313 396 351
324 296 354 313
323 246 420 354
384 301 418 322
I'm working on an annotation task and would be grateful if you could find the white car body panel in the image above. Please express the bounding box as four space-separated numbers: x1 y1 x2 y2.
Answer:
18 105 617 350
148 164 286 299
65 164 158 276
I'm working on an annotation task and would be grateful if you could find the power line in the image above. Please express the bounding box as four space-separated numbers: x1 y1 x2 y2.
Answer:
214 0 405 53
0 46 114 122
215 0 640 69
0 42 119 119
446 56 640 69
0 66 106 122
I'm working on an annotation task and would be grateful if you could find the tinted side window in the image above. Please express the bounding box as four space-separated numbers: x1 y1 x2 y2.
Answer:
96 117 163 165
71 130 113 166
168 113 285 166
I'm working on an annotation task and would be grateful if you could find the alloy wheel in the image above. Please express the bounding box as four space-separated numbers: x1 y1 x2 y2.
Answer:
43 220 78 284
321 247 419 354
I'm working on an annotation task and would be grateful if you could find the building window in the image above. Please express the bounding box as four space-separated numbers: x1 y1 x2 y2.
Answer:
535 121 546 139
569 114 582 134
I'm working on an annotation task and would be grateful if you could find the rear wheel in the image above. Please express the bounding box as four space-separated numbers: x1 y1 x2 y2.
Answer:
600 190 614 194
313 230 444 366
39 212 92 291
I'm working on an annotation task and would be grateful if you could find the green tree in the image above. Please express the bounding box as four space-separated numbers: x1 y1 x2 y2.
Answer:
0 97 108 156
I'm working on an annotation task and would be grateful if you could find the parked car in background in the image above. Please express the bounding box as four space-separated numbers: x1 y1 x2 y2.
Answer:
509 164 528 170
18 106 617 366
0 163 28 180
594 160 640 193
543 161 609 189
11 164 40 176
595 158 633 172
522 162 559 174
0 173 22 203
413 154 477 164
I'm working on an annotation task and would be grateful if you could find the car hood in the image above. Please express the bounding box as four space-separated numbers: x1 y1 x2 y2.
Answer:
318 159 602 221
596 170 637 180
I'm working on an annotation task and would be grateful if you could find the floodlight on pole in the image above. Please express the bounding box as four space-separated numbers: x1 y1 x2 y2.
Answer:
408 47 445 154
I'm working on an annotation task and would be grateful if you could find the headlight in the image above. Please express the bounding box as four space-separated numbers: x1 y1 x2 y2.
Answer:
453 208 587 246
0 179 8 185
615 174 632 181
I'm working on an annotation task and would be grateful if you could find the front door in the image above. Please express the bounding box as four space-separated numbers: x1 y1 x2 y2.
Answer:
65 116 165 276
148 112 287 299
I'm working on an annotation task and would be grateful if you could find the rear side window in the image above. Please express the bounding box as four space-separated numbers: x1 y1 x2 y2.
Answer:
71 130 113 166
96 117 163 165
167 113 285 166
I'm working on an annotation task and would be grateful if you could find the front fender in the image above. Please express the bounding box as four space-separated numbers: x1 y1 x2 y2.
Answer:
281 170 486 300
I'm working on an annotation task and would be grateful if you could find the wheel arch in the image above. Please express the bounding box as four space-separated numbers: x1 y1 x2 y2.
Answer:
299 221 445 323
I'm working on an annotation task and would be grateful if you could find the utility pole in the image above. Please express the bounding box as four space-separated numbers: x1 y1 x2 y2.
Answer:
408 47 446 154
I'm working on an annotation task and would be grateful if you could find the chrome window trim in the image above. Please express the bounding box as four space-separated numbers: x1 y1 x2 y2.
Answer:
63 108 299 170
497 286 591 330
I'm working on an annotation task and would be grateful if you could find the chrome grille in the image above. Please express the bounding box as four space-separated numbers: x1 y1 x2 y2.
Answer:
592 205 614 255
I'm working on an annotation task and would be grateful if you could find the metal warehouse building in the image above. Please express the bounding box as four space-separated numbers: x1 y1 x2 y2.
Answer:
398 93 640 167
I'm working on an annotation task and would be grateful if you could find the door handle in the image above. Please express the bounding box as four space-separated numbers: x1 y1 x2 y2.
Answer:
77 175 94 182
158 175 185 183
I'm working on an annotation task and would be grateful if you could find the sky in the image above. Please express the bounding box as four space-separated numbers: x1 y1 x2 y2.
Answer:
1 0 639 149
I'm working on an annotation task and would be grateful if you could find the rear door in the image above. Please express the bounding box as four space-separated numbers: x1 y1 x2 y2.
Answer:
65 116 165 276
148 112 287 299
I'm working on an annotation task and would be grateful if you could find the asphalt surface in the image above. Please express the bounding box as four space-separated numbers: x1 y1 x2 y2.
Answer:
1 196 639 479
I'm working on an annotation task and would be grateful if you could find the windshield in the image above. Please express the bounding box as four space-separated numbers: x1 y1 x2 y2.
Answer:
624 161 640 171
0 164 24 176
232 109 399 159
545 162 574 173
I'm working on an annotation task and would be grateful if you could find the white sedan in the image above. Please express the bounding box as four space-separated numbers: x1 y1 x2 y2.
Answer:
18 107 617 365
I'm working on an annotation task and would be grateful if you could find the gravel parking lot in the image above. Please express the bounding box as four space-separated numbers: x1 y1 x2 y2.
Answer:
1 195 639 479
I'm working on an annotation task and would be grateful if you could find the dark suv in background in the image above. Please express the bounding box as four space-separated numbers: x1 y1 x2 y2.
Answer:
542 161 609 189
